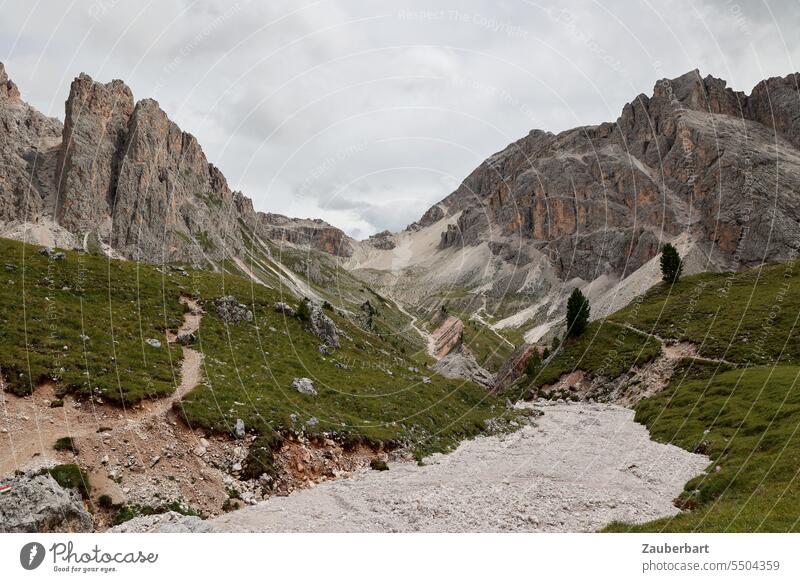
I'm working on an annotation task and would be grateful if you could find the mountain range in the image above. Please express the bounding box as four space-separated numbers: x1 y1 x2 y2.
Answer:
3 63 799 347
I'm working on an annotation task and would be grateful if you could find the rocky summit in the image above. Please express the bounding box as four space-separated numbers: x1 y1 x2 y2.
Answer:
0 64 352 266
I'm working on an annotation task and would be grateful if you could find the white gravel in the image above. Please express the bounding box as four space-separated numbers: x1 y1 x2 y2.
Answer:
211 403 709 532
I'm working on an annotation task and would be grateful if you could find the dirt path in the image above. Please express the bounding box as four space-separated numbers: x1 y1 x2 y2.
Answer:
209 402 709 532
619 322 737 367
391 298 438 359
0 297 207 498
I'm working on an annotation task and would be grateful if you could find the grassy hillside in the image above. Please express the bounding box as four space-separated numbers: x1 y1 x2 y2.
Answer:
529 262 800 532
0 237 514 459
0 237 184 402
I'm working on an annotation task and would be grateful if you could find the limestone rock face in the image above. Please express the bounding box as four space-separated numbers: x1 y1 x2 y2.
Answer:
258 213 353 257
0 473 93 533
431 316 464 359
419 69 800 280
0 62 356 267
56 73 134 236
0 63 62 223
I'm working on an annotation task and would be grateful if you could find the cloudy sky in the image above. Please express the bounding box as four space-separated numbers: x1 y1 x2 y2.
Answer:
2 0 798 238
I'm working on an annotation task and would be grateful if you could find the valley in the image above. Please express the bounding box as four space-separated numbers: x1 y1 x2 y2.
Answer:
2 61 800 534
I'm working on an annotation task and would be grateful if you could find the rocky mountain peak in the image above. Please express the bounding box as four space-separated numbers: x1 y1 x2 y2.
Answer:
56 72 135 235
391 68 800 302
0 62 21 101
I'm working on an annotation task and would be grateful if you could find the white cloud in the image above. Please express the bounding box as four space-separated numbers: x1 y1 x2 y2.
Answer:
2 0 798 237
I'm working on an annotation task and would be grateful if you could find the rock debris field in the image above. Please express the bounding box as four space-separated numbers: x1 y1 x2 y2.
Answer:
210 403 709 532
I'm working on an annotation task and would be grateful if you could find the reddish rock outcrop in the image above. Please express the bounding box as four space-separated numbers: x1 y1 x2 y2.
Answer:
431 315 464 359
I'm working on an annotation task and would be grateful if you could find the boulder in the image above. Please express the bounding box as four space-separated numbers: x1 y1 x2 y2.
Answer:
309 303 339 348
215 296 253 324
0 473 93 533
292 377 318 396
234 418 246 439
432 347 495 389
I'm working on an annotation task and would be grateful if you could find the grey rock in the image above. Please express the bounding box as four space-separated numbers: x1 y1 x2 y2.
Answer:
215 296 253 324
0 473 93 533
292 377 318 396
309 303 339 348
145 338 161 348
233 418 246 439
432 347 495 389
110 511 219 533
273 302 296 317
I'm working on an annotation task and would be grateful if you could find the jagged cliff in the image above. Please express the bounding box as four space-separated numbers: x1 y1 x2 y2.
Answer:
429 70 800 280
347 69 800 340
0 65 353 265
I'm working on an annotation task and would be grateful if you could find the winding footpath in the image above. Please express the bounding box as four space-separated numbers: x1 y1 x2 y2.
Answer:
0 297 205 477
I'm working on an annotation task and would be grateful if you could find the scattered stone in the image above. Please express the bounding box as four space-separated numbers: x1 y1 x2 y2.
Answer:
233 419 246 439
109 511 219 533
292 378 318 397
38 247 66 260
421 376 432 385
145 338 161 348
215 296 253 324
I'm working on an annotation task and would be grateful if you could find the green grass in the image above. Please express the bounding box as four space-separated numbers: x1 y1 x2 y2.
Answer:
598 261 800 532
606 365 800 532
0 238 184 404
522 319 661 393
178 271 518 458
1 237 514 460
609 262 800 364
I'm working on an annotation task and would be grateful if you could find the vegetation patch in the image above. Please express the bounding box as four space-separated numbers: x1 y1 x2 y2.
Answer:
53 436 78 453
41 463 91 499
606 365 800 532
522 320 661 393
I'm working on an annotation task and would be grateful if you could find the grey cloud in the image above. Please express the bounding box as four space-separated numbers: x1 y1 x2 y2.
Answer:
2 0 798 238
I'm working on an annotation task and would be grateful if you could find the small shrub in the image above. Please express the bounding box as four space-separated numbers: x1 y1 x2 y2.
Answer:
241 433 280 481
296 300 311 322
44 464 90 499
49 398 64 408
53 436 77 453
98 494 114 509
370 458 389 471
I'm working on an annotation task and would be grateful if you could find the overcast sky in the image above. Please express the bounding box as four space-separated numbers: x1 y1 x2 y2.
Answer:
2 0 798 238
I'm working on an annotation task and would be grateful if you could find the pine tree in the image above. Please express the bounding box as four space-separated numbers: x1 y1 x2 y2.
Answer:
660 243 683 284
566 288 590 337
